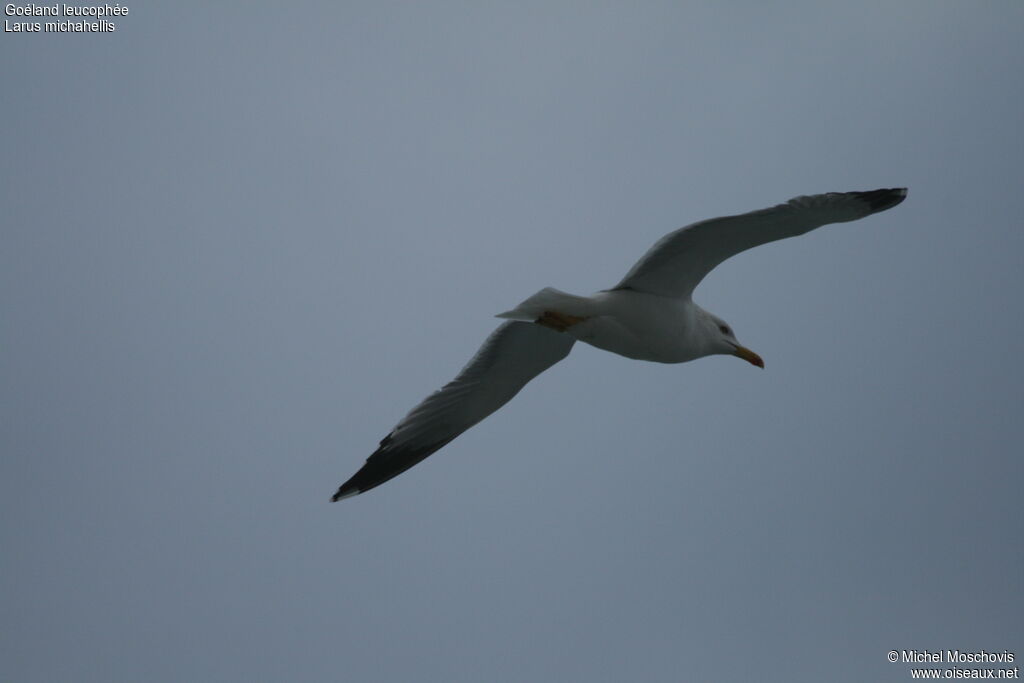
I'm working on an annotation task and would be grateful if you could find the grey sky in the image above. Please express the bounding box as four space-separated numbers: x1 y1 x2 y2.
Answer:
2 2 1022 681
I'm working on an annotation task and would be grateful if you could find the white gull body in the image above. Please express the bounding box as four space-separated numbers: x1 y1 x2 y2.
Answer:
500 288 720 364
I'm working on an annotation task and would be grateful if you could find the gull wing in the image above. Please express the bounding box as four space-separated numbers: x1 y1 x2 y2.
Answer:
332 321 575 501
612 188 907 299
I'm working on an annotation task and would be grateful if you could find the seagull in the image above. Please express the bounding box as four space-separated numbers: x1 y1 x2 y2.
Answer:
332 188 907 501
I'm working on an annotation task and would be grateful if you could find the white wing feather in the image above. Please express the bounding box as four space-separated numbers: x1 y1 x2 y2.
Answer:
332 321 574 500
613 189 907 298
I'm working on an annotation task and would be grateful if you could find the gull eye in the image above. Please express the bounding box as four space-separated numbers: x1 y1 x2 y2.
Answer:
718 324 732 336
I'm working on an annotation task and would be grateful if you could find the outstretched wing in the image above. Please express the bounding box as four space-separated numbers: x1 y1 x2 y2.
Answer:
332 321 575 501
613 188 907 299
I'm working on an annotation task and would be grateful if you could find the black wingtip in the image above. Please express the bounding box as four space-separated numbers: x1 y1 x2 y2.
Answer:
852 187 908 213
330 435 455 503
330 485 359 502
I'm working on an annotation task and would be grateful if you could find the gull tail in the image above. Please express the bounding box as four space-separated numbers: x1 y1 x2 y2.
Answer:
496 287 594 322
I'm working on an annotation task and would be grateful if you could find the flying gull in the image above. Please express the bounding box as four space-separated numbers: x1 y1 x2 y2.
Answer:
332 188 907 501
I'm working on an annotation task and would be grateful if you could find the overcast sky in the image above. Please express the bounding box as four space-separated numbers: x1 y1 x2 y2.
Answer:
3 2 1022 682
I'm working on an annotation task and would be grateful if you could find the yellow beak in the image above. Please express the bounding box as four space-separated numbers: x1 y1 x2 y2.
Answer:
733 345 765 368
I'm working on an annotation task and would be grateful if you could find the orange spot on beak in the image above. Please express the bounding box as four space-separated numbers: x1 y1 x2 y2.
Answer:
733 345 765 368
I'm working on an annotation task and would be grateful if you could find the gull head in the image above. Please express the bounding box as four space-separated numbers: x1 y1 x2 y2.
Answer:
701 310 764 369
